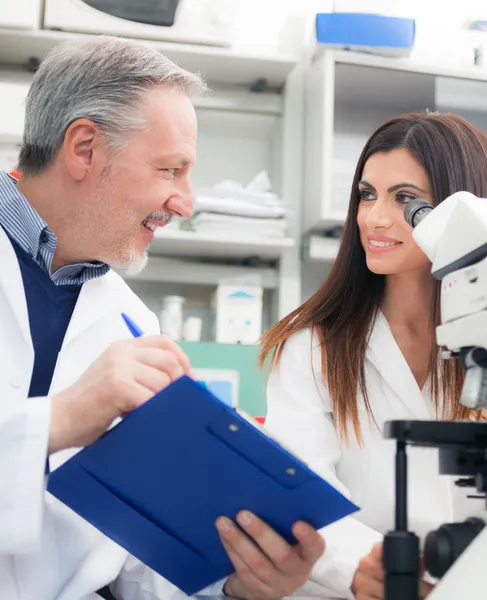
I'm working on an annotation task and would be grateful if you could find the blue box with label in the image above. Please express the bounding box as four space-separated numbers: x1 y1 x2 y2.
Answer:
315 13 415 56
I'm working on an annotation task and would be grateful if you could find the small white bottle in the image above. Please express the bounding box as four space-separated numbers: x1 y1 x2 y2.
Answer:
183 317 203 342
159 296 185 341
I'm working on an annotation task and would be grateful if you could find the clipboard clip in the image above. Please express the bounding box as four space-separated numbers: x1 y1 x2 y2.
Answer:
207 411 313 489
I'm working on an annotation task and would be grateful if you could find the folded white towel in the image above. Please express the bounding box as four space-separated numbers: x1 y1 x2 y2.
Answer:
195 212 287 229
194 195 287 219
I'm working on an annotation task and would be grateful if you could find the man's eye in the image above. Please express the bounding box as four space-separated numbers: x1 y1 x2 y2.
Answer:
162 168 177 175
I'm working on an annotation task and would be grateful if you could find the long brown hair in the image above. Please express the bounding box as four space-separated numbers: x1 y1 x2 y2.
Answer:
260 112 487 443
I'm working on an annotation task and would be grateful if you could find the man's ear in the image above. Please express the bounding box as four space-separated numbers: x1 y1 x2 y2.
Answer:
63 118 105 181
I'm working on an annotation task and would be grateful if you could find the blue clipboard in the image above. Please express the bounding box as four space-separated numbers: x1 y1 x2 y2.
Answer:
48 376 358 595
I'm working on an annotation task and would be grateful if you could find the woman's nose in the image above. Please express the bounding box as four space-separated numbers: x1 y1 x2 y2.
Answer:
365 200 393 229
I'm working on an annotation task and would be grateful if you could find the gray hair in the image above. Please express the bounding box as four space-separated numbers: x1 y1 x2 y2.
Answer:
19 36 206 174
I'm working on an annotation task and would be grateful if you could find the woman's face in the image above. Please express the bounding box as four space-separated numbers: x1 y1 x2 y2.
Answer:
357 148 434 276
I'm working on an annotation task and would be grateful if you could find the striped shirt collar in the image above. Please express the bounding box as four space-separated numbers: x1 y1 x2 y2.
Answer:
0 171 110 286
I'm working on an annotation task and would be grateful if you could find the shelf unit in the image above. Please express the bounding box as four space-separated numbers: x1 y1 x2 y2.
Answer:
302 47 487 268
0 27 297 88
120 256 279 289
150 229 295 261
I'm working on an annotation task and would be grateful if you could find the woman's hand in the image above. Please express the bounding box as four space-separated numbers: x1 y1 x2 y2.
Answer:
351 542 435 600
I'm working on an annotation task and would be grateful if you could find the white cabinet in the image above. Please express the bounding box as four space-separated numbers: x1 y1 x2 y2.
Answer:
0 0 42 30
303 49 435 234
302 48 487 273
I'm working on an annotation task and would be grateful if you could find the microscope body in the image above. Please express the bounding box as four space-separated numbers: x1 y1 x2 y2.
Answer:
383 192 487 600
416 191 487 402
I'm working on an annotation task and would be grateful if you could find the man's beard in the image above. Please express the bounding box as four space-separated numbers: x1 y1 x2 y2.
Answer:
118 210 172 275
123 209 172 275
86 171 172 274
123 247 149 276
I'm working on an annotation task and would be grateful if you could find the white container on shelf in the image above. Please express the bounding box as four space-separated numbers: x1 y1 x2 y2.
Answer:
183 317 203 342
212 284 263 345
159 296 185 341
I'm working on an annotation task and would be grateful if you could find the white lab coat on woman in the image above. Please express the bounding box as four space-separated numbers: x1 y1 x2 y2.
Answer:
0 226 223 599
265 311 476 600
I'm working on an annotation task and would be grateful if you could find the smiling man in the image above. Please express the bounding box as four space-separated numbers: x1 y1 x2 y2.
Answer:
0 36 325 600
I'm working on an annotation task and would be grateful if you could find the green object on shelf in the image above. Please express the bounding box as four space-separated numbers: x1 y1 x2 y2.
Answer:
179 342 267 417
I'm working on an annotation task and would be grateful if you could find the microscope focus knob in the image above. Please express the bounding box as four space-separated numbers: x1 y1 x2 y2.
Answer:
424 517 485 578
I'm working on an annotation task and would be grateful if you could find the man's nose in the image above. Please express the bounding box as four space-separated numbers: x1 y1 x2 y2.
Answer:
165 179 194 219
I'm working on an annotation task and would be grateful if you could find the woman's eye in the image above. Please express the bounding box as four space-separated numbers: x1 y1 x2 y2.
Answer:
396 193 416 205
359 189 375 201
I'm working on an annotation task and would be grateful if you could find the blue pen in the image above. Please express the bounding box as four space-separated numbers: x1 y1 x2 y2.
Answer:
121 312 144 338
122 312 195 383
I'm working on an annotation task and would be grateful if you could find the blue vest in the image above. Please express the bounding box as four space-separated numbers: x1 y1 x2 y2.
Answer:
8 235 82 397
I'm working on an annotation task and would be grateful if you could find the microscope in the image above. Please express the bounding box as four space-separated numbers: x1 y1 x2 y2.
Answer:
383 192 487 600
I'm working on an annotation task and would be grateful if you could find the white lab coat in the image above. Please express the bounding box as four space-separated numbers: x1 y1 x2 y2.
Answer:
265 312 477 600
0 226 223 599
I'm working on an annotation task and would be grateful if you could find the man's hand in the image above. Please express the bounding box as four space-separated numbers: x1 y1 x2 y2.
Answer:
48 335 191 453
216 511 325 600
351 542 435 600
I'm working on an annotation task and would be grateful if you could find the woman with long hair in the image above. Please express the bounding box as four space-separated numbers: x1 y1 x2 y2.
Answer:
260 112 487 600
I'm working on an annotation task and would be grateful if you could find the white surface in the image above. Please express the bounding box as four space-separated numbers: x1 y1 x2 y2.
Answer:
0 0 42 30
0 27 296 87
150 228 295 260
43 0 234 47
120 256 279 289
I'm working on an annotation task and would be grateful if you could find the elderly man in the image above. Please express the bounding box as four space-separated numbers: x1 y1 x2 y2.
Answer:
0 36 325 599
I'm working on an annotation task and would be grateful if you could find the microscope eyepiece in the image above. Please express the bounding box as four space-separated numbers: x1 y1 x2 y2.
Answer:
404 198 433 228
